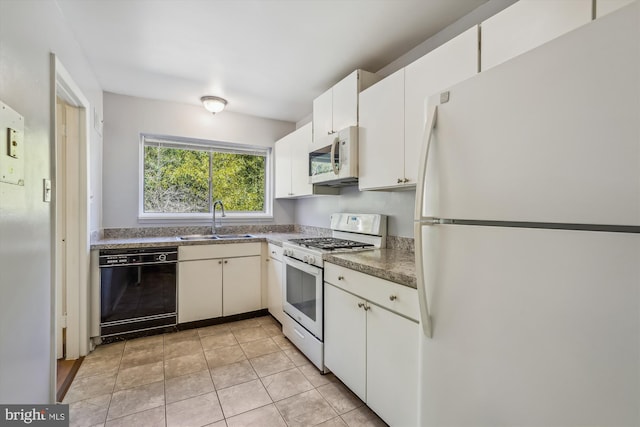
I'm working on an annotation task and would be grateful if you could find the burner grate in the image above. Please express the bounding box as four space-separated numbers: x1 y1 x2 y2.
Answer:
288 237 374 251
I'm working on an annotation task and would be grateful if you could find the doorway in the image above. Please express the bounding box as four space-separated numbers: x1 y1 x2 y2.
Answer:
55 97 80 362
52 55 92 402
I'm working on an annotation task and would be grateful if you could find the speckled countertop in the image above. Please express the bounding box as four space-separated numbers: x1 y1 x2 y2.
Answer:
90 232 307 250
324 249 416 289
91 228 416 288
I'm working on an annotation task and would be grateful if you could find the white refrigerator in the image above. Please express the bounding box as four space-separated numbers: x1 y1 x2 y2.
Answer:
414 4 639 426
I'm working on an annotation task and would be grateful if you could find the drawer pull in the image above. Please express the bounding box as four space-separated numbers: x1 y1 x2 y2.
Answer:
338 275 345 281
389 295 397 301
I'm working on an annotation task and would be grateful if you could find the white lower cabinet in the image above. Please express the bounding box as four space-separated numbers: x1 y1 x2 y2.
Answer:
222 255 261 316
266 244 285 324
366 299 419 427
324 284 367 400
324 263 419 426
178 258 223 323
178 243 262 322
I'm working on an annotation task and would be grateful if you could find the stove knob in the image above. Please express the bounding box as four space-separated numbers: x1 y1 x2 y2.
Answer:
308 256 315 264
303 255 309 263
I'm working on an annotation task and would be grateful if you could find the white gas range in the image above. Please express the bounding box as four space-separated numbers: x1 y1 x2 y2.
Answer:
281 213 387 372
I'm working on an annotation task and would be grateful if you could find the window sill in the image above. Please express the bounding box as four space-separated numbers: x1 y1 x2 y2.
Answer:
138 213 274 224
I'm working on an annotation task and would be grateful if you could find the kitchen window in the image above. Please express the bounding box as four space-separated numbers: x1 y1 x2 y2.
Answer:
139 134 272 220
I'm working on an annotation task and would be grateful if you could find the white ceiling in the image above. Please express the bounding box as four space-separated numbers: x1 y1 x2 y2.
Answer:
56 0 487 123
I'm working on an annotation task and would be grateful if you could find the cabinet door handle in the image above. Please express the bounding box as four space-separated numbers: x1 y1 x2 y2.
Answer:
389 295 397 301
397 178 403 183
218 260 222 264
337 275 345 281
357 302 364 309
224 260 228 264
363 303 371 311
266 259 270 262
403 178 410 183
271 251 276 255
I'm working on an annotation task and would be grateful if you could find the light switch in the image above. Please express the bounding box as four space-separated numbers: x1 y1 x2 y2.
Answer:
43 179 52 202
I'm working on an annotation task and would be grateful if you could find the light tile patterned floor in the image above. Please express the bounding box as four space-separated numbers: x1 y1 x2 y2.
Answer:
64 316 387 427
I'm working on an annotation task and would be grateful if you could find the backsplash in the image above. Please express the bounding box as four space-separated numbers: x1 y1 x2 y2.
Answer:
386 235 414 253
103 224 295 239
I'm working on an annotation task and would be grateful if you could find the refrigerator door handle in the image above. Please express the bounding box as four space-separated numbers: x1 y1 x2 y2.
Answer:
414 104 438 338
414 105 438 222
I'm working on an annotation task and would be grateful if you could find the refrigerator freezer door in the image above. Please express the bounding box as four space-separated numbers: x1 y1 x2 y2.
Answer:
418 223 639 426
418 8 639 226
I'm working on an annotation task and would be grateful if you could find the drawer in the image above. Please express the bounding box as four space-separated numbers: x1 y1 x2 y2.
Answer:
267 243 283 261
325 263 419 321
179 242 261 261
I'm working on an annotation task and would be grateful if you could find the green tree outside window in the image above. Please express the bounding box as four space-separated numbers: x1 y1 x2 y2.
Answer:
143 139 267 214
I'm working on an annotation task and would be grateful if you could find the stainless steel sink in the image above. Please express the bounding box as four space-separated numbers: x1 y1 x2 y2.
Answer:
178 233 255 241
178 234 219 241
213 234 255 239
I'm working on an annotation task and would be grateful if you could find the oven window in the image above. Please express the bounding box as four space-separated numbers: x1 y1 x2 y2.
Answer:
285 264 317 321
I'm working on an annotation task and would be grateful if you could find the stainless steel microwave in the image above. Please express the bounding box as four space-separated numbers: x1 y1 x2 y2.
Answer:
309 126 358 186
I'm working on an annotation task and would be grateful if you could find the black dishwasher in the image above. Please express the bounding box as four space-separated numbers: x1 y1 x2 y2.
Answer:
99 247 178 338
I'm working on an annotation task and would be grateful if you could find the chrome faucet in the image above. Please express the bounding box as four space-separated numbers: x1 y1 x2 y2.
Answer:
212 200 226 234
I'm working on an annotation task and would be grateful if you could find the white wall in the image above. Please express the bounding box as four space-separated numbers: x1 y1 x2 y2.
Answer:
295 187 416 237
102 92 296 228
0 0 103 403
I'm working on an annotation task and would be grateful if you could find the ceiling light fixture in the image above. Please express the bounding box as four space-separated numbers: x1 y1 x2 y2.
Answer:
201 96 228 114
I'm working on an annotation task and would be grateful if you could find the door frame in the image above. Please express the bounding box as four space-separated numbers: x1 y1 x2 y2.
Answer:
50 54 91 400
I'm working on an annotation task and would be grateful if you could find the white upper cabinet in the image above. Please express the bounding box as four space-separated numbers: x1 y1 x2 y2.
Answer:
404 25 479 186
481 0 592 71
290 125 313 197
274 123 338 198
358 69 406 190
359 26 479 191
596 0 636 17
274 130 294 199
312 69 379 144
274 123 312 198
331 71 360 133
312 89 334 143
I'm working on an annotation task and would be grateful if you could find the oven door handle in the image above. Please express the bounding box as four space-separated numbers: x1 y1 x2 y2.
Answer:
284 256 322 276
